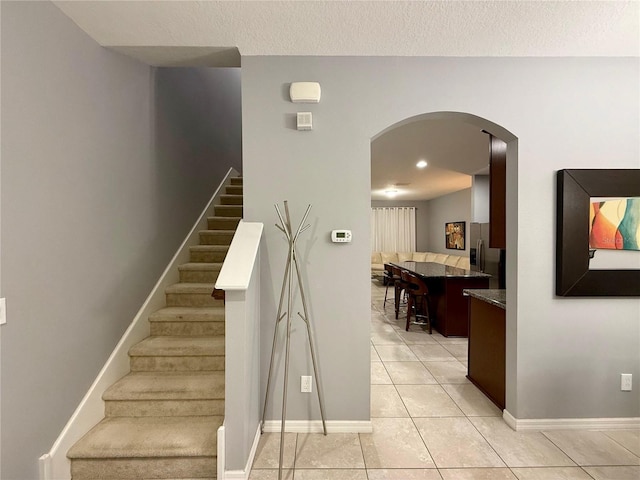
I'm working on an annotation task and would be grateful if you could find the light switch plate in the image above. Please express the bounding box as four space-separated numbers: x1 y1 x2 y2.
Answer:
0 298 6 325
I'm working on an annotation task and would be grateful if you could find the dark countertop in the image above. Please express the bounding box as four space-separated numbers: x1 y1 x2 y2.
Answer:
390 261 492 279
463 289 506 309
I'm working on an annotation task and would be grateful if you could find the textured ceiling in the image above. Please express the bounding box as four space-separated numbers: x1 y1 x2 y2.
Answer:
52 0 639 200
54 1 639 64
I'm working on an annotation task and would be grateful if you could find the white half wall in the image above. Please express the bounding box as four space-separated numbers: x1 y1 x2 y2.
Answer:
241 56 639 425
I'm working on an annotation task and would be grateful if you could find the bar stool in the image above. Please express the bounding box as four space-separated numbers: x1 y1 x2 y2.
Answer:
392 266 408 319
383 264 400 309
402 271 432 334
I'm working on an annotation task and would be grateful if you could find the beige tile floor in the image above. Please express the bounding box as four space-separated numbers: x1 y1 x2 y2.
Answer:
249 281 640 479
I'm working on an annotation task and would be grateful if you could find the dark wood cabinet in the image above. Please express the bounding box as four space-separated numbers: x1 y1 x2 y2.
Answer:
467 297 505 409
489 135 507 248
427 277 490 337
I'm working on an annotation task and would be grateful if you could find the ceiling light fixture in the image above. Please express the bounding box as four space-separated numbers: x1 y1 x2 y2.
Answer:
416 160 428 168
385 189 398 198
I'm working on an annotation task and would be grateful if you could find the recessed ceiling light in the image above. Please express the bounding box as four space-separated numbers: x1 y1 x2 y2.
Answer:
416 160 428 168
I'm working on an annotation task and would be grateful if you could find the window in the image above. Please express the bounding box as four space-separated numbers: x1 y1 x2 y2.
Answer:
371 207 416 252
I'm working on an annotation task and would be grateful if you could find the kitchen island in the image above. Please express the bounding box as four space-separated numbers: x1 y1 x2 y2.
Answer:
464 288 506 410
391 262 491 337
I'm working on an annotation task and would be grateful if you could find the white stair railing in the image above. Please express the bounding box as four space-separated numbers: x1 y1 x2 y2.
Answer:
214 220 264 479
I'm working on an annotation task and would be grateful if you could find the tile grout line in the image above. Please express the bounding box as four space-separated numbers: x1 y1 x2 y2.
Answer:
599 430 640 460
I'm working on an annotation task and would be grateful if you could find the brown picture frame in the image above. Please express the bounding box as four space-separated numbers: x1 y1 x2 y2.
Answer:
445 221 466 250
556 169 640 296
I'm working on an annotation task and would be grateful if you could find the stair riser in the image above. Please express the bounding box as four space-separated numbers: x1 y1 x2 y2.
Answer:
214 205 243 217
190 250 227 263
225 185 243 195
207 217 241 230
71 457 214 480
166 293 223 307
220 195 243 205
130 356 225 372
150 322 225 336
230 177 243 185
149 310 225 323
179 270 221 283
105 399 224 417
199 232 234 246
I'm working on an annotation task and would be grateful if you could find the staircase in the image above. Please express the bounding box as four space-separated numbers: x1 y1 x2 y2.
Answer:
67 177 243 480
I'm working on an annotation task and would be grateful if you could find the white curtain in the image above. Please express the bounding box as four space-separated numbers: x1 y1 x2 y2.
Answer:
371 207 416 252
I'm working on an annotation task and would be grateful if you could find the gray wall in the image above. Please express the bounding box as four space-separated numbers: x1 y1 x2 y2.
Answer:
426 189 472 255
241 56 639 426
371 200 430 251
155 67 242 198
0 2 242 478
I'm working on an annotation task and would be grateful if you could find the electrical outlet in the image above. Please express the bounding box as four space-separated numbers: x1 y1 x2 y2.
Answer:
0 298 6 325
621 374 632 391
301 375 312 393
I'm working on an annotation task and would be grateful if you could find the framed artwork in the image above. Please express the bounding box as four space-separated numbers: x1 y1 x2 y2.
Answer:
445 221 465 250
556 169 640 296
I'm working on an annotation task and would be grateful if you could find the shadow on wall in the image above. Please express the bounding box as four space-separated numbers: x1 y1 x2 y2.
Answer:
153 67 243 247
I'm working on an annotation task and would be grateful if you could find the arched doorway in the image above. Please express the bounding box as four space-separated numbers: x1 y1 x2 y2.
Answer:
370 111 518 414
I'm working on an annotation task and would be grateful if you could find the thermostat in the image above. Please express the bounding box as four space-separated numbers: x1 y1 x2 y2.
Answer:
331 230 352 243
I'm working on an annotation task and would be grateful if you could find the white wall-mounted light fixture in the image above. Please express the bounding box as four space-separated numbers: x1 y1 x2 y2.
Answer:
290 82 321 103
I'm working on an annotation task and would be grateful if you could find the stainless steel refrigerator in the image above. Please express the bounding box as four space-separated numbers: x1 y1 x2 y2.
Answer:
469 222 505 289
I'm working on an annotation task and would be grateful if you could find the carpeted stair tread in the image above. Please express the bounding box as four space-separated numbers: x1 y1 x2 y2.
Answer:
198 230 235 246
229 177 243 185
130 336 224 357
198 230 236 235
213 205 242 217
190 245 229 252
207 216 241 230
219 194 243 205
189 245 229 263
67 416 221 459
149 307 225 323
165 283 216 294
207 216 241 221
178 263 223 272
104 372 224 401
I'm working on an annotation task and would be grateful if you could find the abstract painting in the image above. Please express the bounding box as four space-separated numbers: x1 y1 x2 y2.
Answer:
589 197 640 250
445 221 465 250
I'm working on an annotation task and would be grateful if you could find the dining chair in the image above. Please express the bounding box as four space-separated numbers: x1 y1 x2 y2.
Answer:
401 270 432 333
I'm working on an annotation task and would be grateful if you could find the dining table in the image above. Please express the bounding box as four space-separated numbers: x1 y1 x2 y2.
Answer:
389 261 491 337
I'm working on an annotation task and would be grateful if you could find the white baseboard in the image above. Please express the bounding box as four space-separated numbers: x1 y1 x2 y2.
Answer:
222 424 261 480
504 409 640 431
262 420 373 434
217 425 225 480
